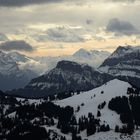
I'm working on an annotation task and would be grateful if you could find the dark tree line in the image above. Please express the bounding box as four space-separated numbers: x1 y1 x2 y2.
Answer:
108 87 140 135
0 98 74 140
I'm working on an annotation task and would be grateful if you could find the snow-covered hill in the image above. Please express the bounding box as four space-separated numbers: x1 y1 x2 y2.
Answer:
99 45 140 87
87 130 140 140
3 79 140 140
56 79 131 129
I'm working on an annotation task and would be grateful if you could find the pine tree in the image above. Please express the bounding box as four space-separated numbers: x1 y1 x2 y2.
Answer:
97 110 101 117
115 125 120 132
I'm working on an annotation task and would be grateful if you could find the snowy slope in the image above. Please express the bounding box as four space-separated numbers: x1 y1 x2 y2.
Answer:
56 79 132 129
87 130 140 140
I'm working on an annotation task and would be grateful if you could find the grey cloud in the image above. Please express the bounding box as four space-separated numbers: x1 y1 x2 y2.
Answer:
46 27 85 42
86 19 93 25
0 40 34 52
106 18 140 36
0 0 63 7
110 0 136 2
0 0 138 7
32 34 49 42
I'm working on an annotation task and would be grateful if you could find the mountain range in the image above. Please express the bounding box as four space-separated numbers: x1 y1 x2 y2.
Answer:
1 44 140 139
0 43 140 97
3 45 140 98
0 47 110 91
35 48 110 71
9 60 112 98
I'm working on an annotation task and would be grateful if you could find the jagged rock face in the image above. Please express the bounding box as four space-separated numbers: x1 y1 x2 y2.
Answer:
99 46 140 87
9 60 112 98
101 46 140 67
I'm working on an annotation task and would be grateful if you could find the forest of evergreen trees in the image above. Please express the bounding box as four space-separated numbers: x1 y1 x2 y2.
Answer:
108 87 140 134
0 86 140 139
0 92 110 140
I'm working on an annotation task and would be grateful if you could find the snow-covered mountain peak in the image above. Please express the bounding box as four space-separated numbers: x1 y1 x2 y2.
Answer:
73 48 110 58
8 51 30 63
34 48 110 71
73 48 91 58
110 45 140 58
99 45 140 88
0 51 16 64
0 50 38 90
0 51 19 75
90 50 109 55
7 51 44 75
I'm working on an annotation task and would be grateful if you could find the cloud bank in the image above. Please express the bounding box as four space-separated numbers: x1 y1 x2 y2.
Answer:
106 18 140 36
47 27 85 42
0 0 63 7
0 0 138 7
0 40 34 52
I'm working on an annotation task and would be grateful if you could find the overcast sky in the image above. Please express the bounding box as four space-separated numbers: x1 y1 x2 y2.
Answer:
0 0 140 56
